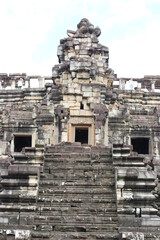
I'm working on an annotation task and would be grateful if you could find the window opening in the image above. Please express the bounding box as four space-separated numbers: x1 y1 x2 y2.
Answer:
75 128 88 144
80 102 84 110
131 137 149 154
121 188 123 197
14 135 32 152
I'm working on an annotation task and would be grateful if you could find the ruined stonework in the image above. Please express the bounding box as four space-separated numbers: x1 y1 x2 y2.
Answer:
0 18 160 239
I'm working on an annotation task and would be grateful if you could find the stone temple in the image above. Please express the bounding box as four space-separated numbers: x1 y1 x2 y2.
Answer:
0 18 160 239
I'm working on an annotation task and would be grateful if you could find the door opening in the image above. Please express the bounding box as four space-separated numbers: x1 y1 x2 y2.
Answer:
131 137 149 154
14 135 32 152
75 128 88 144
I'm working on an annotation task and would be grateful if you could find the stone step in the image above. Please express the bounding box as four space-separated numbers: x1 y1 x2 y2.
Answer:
31 231 119 240
113 161 145 167
39 172 115 178
40 171 114 177
54 225 118 232
37 197 117 205
38 186 115 192
42 171 115 178
37 210 117 217
113 155 144 161
33 224 118 232
36 203 117 210
44 157 113 165
117 180 156 189
1 177 38 187
44 151 111 156
8 165 40 176
0 204 36 212
38 183 115 189
0 189 37 202
120 226 160 239
13 160 43 165
45 144 110 154
39 181 115 186
42 164 114 169
37 197 117 203
112 148 131 157
44 162 113 168
34 215 118 224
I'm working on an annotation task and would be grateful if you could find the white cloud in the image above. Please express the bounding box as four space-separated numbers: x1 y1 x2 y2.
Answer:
109 16 160 77
0 0 59 74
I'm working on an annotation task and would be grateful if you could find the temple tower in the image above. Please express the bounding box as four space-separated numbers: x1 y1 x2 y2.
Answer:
52 18 115 145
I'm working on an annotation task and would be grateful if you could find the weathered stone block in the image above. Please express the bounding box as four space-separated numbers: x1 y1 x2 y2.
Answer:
77 72 89 79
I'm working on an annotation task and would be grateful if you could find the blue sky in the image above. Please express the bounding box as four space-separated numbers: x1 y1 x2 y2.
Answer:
0 0 160 78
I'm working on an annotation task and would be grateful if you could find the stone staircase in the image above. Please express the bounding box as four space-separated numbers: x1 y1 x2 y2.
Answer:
32 142 119 239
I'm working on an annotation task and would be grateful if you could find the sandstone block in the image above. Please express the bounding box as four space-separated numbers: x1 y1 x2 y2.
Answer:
77 72 89 79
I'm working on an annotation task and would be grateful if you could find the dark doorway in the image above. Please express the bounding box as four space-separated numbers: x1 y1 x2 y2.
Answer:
75 128 88 144
80 102 84 109
14 135 32 152
131 138 149 154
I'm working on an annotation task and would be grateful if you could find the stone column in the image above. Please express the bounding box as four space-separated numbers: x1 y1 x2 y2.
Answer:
119 78 126 90
0 80 2 90
11 80 16 89
151 79 156 92
38 77 45 88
